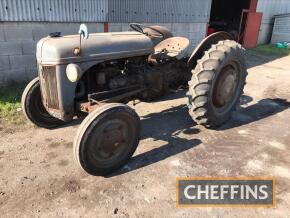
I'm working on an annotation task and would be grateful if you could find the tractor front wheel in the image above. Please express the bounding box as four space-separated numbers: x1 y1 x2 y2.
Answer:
21 77 65 129
187 40 248 128
73 103 141 176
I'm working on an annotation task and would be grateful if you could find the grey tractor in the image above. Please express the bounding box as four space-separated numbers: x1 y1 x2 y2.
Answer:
22 23 247 176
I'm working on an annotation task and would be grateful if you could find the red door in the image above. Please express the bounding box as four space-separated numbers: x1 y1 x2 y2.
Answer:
243 12 263 48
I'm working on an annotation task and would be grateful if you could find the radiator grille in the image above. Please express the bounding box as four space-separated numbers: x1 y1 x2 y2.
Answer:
41 66 59 109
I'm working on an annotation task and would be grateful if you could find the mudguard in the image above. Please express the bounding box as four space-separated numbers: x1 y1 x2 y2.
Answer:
187 32 233 68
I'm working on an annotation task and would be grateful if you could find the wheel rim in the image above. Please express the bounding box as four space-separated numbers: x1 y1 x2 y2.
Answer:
86 113 136 167
212 60 241 112
92 119 129 160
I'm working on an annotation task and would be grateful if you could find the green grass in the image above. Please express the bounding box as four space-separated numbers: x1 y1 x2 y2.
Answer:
254 44 290 56
0 85 25 123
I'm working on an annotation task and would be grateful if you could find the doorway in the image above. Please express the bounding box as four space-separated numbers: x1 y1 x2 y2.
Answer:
209 0 251 40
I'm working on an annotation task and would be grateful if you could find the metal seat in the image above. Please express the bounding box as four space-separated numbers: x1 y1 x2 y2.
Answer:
153 37 190 60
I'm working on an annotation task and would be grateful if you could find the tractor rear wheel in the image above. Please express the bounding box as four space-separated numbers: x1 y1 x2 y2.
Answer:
74 103 141 176
187 40 247 128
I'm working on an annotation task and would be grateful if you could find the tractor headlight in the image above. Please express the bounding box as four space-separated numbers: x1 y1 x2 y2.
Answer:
66 64 81 82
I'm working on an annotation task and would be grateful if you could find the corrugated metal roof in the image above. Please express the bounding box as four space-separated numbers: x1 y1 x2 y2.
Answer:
108 0 211 23
0 0 108 22
257 0 290 24
0 0 211 23
271 14 290 43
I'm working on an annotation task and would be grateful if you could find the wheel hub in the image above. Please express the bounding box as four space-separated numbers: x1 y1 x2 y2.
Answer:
213 64 239 109
101 128 123 153
95 119 128 160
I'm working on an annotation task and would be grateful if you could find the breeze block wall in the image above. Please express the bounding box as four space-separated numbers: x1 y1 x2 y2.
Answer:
0 22 104 87
0 0 211 87
0 21 207 87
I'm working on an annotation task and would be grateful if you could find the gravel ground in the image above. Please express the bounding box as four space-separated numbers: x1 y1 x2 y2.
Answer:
0 50 290 217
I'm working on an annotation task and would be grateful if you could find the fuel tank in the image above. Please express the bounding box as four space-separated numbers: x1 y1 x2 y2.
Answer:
37 32 154 65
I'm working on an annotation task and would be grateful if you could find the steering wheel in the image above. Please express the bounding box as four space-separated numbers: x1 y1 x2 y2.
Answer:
129 23 164 39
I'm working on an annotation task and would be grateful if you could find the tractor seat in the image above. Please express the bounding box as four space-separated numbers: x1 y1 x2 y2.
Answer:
152 37 190 60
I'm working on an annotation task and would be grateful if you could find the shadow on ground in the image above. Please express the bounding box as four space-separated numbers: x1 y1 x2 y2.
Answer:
107 104 202 177
108 95 290 177
55 87 290 177
246 49 287 68
219 98 290 130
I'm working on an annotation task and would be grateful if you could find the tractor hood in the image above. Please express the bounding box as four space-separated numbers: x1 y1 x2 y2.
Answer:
37 32 154 64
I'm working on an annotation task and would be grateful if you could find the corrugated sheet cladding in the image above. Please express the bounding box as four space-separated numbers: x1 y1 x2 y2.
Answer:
0 0 211 23
0 0 108 22
271 14 290 43
108 0 211 23
257 0 290 23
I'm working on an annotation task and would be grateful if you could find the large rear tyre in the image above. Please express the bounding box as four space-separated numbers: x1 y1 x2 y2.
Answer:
187 40 248 128
21 77 65 129
74 103 141 176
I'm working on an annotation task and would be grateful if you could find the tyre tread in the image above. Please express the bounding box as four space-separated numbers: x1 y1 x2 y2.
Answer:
187 40 248 128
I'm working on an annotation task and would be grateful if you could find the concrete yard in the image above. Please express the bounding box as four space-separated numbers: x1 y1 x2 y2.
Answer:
0 50 290 217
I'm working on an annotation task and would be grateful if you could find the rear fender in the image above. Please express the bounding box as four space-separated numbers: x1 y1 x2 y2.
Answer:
187 32 233 68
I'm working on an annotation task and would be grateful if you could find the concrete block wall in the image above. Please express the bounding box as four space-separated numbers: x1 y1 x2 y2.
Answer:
0 22 207 87
0 22 104 87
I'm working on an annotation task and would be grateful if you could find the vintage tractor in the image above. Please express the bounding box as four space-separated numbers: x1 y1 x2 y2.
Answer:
22 24 247 176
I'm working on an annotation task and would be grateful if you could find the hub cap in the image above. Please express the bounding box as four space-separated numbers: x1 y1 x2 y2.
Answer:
90 119 131 163
212 61 240 110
